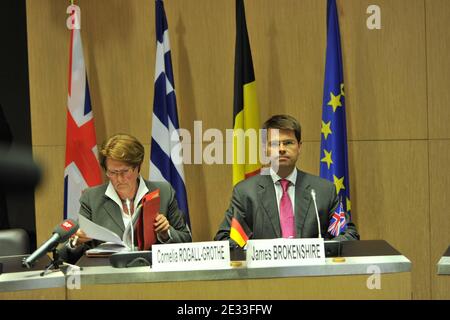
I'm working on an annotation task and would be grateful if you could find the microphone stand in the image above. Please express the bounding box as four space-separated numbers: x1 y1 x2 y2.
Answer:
126 198 134 252
310 189 322 239
39 246 84 277
40 247 62 277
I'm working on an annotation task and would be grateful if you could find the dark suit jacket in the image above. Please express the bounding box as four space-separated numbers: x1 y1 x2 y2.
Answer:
214 169 359 242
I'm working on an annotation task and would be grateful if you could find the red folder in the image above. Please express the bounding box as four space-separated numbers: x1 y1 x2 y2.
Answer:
136 189 160 250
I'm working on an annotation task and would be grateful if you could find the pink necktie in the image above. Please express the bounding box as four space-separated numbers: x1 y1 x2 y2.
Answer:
279 179 296 238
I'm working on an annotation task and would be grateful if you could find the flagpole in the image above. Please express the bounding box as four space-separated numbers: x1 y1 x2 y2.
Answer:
337 197 341 236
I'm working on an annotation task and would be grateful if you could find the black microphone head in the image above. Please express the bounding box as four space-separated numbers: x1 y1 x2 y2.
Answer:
0 146 41 192
53 219 79 243
21 219 79 269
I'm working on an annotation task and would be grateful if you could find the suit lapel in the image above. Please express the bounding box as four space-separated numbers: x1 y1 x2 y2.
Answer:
102 197 125 233
295 170 312 236
100 178 158 235
258 175 281 238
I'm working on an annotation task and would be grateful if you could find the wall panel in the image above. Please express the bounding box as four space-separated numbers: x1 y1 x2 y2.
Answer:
351 140 430 299
339 0 427 140
426 0 450 139
429 140 450 299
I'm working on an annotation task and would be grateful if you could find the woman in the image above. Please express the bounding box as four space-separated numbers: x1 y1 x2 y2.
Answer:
72 133 191 251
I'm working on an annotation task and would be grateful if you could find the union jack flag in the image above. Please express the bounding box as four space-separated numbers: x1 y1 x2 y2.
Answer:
328 199 347 237
64 5 102 220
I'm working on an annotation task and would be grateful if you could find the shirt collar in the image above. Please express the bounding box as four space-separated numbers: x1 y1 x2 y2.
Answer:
105 176 149 208
270 167 297 186
135 176 150 203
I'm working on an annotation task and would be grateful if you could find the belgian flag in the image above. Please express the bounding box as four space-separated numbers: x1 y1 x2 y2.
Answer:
232 0 261 186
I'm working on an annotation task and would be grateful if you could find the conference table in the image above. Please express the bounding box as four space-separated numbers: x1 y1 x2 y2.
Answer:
436 245 450 299
68 240 411 300
0 240 411 300
437 246 450 275
0 255 66 299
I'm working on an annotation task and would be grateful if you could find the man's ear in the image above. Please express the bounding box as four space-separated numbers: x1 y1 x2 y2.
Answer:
264 143 270 157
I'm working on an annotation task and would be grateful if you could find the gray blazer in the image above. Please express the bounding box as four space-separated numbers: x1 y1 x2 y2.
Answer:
214 169 359 242
79 179 191 244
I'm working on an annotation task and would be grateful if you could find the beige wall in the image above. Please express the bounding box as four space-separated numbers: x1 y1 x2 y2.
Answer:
26 0 450 299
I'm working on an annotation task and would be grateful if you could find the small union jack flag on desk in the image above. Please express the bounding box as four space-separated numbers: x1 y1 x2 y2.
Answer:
328 199 347 237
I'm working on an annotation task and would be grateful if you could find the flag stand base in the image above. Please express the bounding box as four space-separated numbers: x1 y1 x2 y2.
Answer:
109 251 152 268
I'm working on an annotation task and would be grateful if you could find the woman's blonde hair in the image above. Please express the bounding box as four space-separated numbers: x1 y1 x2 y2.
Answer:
99 133 144 170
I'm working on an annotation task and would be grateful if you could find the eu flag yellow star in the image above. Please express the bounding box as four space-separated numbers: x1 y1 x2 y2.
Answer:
340 83 345 96
327 92 342 112
321 149 333 170
346 197 351 212
333 175 345 195
321 121 332 140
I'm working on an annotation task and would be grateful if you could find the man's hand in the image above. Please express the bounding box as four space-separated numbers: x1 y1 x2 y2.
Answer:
154 214 170 241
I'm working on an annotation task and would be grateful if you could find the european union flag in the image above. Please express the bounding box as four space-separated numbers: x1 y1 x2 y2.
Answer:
320 0 351 216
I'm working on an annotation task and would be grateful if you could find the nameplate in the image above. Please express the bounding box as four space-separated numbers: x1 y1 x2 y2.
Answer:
152 241 230 272
246 238 326 268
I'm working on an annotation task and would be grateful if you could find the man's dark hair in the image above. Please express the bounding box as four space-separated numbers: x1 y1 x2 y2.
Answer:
262 115 302 142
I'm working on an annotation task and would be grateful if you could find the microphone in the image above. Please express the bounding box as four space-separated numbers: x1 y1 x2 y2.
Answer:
22 219 79 268
0 146 41 192
126 199 134 252
310 189 322 239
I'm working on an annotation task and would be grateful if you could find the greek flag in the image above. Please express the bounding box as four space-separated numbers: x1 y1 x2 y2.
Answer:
150 0 190 228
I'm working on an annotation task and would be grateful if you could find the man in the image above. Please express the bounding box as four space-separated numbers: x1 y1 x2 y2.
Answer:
215 114 359 243
64 133 191 262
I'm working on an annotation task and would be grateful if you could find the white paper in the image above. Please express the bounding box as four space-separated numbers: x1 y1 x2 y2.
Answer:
78 214 125 245
77 205 143 249
246 238 325 268
85 242 129 255
152 241 231 272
